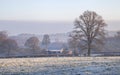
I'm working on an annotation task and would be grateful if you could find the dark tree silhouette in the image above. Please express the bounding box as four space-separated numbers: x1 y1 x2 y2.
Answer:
72 10 106 56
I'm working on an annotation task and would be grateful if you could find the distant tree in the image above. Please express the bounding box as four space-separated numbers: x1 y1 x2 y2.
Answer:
62 43 68 51
25 36 40 53
0 31 8 54
116 31 120 38
0 31 8 41
61 43 68 55
68 36 80 56
115 31 120 43
42 34 50 51
2 39 18 56
72 10 106 56
0 31 18 57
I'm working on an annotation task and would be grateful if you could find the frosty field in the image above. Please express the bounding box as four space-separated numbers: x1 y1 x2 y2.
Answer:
0 57 120 75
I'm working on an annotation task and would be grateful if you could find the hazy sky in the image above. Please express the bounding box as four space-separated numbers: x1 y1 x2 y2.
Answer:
0 0 120 35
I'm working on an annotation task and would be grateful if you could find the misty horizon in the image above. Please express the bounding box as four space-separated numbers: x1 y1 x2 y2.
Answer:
0 20 120 36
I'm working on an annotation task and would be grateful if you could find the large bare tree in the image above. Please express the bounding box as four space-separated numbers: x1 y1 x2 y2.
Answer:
73 10 106 56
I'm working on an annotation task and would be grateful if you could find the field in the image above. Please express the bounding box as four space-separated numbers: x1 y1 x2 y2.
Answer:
0 57 120 75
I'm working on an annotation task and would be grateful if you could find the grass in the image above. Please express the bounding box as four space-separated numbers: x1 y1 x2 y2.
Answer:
0 57 120 75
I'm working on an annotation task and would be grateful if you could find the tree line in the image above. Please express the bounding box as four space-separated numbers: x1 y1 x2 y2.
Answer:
0 10 120 57
0 32 51 57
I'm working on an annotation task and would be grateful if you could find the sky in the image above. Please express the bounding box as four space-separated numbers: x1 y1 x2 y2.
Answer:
0 0 120 35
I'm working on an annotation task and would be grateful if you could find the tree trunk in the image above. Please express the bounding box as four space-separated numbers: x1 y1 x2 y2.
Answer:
8 49 10 57
88 41 92 56
88 46 91 56
72 48 75 56
8 47 11 57
46 44 48 55
32 48 35 56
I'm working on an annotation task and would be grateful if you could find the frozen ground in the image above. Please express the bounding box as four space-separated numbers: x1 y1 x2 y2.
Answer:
0 57 120 75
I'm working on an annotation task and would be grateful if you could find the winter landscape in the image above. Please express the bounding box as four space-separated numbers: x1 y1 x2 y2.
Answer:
0 0 120 75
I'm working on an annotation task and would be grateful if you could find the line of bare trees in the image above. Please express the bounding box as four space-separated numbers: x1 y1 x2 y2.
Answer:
0 31 51 57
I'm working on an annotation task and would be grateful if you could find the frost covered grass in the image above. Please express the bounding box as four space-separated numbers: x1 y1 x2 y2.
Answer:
0 57 120 75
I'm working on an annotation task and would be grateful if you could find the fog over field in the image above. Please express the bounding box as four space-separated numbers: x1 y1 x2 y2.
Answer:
0 20 120 35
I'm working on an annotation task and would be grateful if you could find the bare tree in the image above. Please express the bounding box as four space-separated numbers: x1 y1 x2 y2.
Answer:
73 10 106 56
2 39 18 56
0 31 8 41
0 31 19 56
116 31 120 38
25 36 40 54
0 31 7 52
115 31 120 43
42 34 50 52
68 33 80 56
